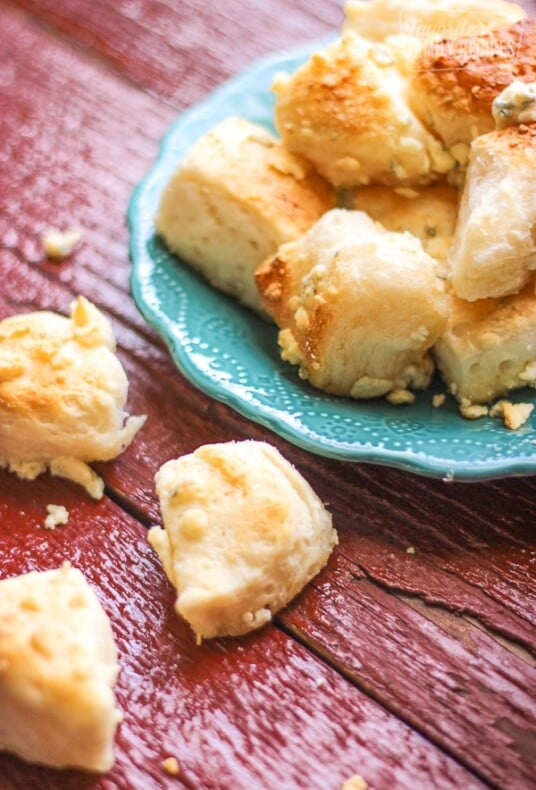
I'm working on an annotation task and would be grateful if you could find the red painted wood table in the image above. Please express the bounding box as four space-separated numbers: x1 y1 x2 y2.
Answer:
0 1 535 788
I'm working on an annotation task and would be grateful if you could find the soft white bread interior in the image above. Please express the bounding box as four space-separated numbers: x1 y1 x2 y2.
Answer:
0 564 121 773
0 297 145 498
350 182 459 261
447 124 536 301
148 441 337 640
343 0 526 42
156 116 335 314
409 20 536 152
273 33 454 189
256 209 448 398
433 284 536 405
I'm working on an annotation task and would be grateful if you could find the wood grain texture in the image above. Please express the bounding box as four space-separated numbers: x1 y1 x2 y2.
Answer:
0 475 484 790
0 0 535 787
9 0 343 104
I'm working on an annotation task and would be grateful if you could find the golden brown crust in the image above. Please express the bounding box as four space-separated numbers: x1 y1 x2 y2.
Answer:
274 33 454 188
255 254 293 327
411 20 536 146
494 120 536 150
413 19 536 114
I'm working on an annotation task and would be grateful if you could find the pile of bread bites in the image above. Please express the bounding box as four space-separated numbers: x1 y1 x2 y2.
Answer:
157 0 536 427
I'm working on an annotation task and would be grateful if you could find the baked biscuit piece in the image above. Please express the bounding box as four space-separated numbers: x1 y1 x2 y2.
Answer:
343 0 526 42
447 124 536 301
434 284 536 405
350 182 459 261
148 441 337 641
0 297 145 498
0 564 121 772
273 32 454 189
409 20 536 152
156 117 335 314
256 209 448 399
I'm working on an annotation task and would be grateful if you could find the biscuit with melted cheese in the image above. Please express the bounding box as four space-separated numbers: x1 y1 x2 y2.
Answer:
434 284 536 405
273 32 454 189
0 564 121 772
148 441 337 641
0 297 145 498
447 124 536 301
409 20 536 153
156 117 335 314
256 209 448 398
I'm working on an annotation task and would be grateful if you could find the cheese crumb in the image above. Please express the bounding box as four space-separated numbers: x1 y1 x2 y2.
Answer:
459 402 489 420
490 400 534 430
342 775 368 790
42 229 83 261
406 546 416 555
432 393 446 408
387 388 415 406
44 504 69 531
161 756 180 776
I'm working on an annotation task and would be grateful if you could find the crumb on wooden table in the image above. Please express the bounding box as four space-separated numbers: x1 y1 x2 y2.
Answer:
41 228 83 261
161 756 180 776
44 504 69 530
342 774 368 790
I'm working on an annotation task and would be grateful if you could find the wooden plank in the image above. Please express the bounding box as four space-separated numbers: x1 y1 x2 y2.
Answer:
9 0 343 104
281 556 536 788
0 474 484 790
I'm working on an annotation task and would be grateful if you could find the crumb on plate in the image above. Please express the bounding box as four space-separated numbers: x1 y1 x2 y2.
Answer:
387 388 416 406
459 402 489 420
432 393 446 408
489 400 534 430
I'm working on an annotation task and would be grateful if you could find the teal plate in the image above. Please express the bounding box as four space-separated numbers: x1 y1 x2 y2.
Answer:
128 40 536 481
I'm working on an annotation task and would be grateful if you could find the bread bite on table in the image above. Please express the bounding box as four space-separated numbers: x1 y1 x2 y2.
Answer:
256 209 448 399
0 296 145 498
350 182 459 262
409 19 536 154
0 564 122 773
156 116 335 315
433 284 536 407
447 122 536 301
273 32 454 189
148 441 337 641
343 0 526 42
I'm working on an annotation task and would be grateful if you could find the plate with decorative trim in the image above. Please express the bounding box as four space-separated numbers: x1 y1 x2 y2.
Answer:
128 39 536 481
